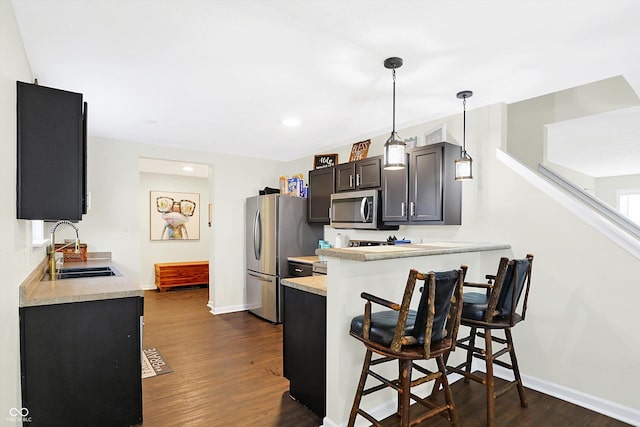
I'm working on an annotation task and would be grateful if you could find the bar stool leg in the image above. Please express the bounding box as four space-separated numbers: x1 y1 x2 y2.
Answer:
506 328 528 407
484 328 495 427
348 349 373 427
398 359 412 427
464 327 477 383
437 355 460 427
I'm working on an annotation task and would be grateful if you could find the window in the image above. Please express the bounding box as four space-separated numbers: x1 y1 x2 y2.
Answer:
618 190 640 225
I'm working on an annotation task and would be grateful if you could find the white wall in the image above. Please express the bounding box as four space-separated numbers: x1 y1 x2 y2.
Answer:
139 172 210 288
77 136 283 312
595 173 640 208
0 1 49 422
507 76 639 170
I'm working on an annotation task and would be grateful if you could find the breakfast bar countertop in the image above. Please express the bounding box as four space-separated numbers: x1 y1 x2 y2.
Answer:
316 241 511 262
19 253 143 308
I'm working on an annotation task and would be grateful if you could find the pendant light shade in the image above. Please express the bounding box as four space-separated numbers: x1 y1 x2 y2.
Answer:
383 57 406 170
455 90 473 181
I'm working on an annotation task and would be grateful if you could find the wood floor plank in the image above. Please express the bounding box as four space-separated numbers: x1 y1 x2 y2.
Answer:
141 287 322 427
141 287 631 426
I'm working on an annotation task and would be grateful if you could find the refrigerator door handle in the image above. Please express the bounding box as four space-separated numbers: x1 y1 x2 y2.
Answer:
248 272 273 282
253 209 261 260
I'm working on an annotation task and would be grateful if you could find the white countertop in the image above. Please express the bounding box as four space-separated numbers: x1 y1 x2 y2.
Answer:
316 241 511 262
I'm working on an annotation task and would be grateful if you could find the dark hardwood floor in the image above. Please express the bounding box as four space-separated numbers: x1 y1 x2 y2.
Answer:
141 287 630 427
141 287 321 427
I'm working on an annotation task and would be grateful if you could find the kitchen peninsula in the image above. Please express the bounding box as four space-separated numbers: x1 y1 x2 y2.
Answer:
315 241 511 426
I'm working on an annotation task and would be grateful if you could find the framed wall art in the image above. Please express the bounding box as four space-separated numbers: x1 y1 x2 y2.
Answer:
150 191 200 240
423 123 447 146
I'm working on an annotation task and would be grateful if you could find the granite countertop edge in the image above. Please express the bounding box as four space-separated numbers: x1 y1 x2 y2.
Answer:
281 276 327 297
20 253 143 308
316 243 511 262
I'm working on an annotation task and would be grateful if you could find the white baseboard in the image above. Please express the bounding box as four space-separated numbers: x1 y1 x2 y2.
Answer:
208 302 247 315
322 361 639 427
140 283 156 291
491 365 640 426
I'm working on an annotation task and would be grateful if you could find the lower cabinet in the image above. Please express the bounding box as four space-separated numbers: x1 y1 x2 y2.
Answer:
282 286 326 418
20 297 144 427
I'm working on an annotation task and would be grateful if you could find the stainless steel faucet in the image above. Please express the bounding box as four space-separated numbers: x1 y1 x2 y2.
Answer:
49 220 80 280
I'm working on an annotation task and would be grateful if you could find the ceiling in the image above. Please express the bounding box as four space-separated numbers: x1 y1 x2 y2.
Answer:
11 0 640 163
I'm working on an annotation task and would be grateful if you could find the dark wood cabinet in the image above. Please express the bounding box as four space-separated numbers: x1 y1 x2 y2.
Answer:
282 286 326 418
307 167 335 224
382 143 462 225
17 81 87 221
20 297 143 427
287 261 313 277
382 153 410 222
335 156 381 192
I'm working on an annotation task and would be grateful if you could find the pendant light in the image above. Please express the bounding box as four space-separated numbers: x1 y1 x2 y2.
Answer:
383 57 406 170
455 90 473 180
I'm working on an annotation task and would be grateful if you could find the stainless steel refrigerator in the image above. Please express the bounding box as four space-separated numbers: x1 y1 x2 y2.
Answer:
245 194 322 323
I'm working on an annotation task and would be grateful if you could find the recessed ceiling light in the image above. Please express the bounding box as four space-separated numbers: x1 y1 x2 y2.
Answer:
182 166 194 172
282 118 301 127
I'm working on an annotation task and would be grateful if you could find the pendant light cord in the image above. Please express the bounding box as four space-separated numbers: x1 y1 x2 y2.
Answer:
392 68 397 134
462 96 466 153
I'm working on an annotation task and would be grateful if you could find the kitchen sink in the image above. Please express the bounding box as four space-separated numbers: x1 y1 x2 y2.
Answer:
46 266 118 280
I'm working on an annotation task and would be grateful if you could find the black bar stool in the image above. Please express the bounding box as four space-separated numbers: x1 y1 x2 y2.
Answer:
347 268 464 427
444 254 534 426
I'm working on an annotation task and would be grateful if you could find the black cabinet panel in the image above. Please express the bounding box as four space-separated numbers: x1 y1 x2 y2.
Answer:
308 167 334 223
412 147 442 221
382 154 409 222
335 156 381 192
20 297 143 427
287 261 313 277
17 82 87 221
382 143 461 225
283 286 326 418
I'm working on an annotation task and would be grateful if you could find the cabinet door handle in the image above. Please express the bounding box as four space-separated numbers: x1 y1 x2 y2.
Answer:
401 202 406 217
349 175 354 188
294 268 303 273
356 173 361 187
410 201 416 217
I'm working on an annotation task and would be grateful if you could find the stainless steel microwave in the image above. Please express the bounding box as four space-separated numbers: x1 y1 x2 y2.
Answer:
330 189 397 230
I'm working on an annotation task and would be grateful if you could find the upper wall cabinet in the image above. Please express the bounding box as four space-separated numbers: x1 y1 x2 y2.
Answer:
307 166 335 224
17 82 87 221
382 143 461 225
335 156 381 192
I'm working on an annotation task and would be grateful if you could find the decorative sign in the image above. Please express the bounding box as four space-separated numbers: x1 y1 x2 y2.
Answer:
349 139 371 162
314 153 338 170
